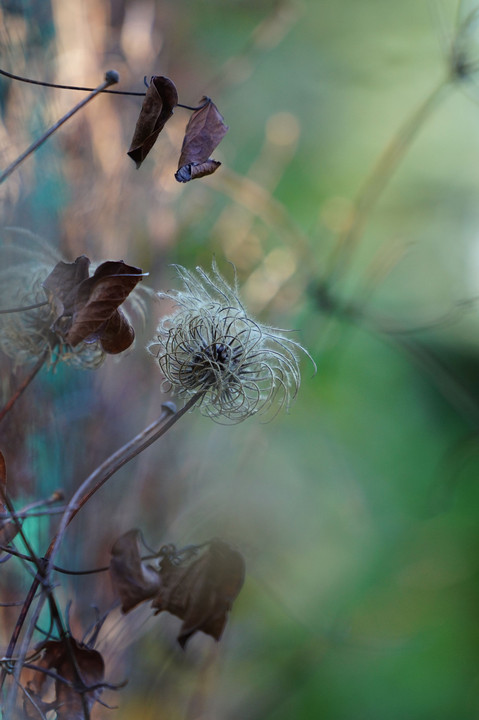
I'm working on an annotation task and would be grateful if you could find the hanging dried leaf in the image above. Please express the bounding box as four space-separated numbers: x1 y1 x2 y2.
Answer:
110 529 161 613
43 257 143 354
175 97 228 183
128 75 179 168
26 637 105 720
110 531 244 647
152 539 245 648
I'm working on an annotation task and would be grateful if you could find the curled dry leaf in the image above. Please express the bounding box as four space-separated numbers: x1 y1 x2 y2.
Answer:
43 256 143 354
175 97 228 183
110 532 245 648
153 539 245 648
110 529 161 612
25 637 105 720
128 75 179 168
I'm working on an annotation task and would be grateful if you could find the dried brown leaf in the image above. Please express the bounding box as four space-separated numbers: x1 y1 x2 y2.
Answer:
43 257 143 353
98 308 135 354
128 75 178 168
65 260 142 347
175 97 228 183
110 529 161 613
42 256 91 319
27 637 105 720
152 539 245 648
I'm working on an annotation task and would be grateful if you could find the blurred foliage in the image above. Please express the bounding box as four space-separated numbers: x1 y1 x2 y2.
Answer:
2 0 479 718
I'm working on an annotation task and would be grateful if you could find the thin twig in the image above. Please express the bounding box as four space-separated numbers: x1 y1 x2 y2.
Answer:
46 395 202 576
0 351 48 425
0 70 119 185
0 396 201 713
0 67 206 109
0 301 49 314
325 79 451 284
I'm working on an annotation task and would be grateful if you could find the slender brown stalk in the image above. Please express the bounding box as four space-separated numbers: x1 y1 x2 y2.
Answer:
0 350 48 425
325 79 451 284
0 68 207 108
0 395 202 712
0 70 119 185
46 393 203 575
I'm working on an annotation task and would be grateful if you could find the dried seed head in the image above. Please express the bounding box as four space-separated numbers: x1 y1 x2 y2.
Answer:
147 262 314 423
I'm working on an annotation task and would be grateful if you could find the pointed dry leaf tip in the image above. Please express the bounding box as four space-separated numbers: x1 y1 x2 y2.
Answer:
43 256 144 354
175 97 228 182
147 262 314 423
25 637 105 720
127 75 179 168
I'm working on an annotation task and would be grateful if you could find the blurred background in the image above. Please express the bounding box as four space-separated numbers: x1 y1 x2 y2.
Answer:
2 0 479 718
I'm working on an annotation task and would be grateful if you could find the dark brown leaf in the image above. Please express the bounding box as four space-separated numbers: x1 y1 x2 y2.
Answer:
128 75 179 168
65 260 142 347
43 257 143 354
152 539 245 648
175 97 228 183
110 529 161 613
42 256 91 319
27 637 105 720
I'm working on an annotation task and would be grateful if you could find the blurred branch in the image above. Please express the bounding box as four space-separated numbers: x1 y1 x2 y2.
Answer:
0 70 119 185
325 80 451 285
0 350 49 426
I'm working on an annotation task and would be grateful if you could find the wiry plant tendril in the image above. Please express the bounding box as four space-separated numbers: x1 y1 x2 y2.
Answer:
147 262 315 423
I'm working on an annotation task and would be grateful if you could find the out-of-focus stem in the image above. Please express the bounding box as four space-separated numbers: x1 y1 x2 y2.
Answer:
0 70 119 185
0 394 202 713
326 79 451 284
0 351 48 425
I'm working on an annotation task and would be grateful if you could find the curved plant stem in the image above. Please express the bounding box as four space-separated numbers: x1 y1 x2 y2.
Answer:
0 70 119 185
325 79 451 285
46 393 203 575
0 301 49 314
0 68 207 109
0 394 203 711
0 350 48 425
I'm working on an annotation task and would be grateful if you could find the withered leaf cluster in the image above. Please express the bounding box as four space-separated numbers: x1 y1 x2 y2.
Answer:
25 637 105 720
127 76 228 182
110 530 245 648
43 256 143 354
